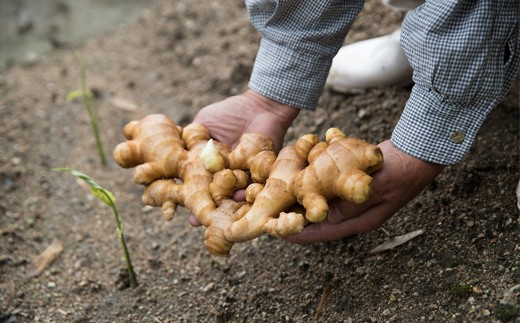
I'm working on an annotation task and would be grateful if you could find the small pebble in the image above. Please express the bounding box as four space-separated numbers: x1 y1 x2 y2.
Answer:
2 178 14 189
202 282 215 292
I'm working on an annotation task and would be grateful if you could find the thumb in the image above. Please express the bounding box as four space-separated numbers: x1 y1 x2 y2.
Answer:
327 198 373 224
285 203 391 244
188 213 202 227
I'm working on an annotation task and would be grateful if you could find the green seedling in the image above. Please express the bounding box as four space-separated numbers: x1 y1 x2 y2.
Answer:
54 167 137 288
67 53 107 166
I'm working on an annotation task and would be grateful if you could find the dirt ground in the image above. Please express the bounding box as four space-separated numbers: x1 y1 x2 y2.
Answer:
0 0 518 322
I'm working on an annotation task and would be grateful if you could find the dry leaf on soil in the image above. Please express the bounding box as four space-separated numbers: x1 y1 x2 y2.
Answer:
368 229 424 254
26 239 64 278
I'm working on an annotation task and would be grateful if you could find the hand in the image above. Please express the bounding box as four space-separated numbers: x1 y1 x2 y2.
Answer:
188 89 300 226
285 140 445 243
193 89 300 152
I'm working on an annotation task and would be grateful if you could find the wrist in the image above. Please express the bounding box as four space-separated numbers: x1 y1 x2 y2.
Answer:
379 140 445 180
233 89 298 152
243 89 300 126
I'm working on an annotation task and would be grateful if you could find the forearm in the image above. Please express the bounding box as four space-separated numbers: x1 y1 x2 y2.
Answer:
392 0 519 165
246 0 364 109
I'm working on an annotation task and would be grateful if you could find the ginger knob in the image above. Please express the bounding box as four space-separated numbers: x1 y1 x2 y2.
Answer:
292 128 383 223
200 139 225 172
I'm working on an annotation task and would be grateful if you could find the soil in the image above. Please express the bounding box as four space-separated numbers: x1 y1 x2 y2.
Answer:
0 0 518 322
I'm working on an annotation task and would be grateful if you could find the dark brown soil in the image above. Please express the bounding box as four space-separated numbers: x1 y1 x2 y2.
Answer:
1 0 518 322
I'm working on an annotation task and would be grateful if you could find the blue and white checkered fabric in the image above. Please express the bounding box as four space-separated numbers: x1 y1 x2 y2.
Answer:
247 0 519 165
393 0 519 164
247 0 364 109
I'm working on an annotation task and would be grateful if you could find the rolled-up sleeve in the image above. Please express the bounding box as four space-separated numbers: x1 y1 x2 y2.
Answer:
246 0 364 109
392 0 519 165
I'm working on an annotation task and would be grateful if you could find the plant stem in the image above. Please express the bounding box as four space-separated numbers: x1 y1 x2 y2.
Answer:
108 195 138 288
84 95 107 166
54 167 137 288
78 54 107 166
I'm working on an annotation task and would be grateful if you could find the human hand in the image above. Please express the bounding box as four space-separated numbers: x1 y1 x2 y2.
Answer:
192 89 299 152
285 140 445 243
188 89 299 226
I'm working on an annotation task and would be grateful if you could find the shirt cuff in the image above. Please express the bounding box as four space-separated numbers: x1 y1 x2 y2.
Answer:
248 37 332 110
391 85 494 165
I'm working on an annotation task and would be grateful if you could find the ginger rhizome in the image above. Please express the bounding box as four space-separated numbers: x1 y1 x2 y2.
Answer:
114 114 384 256
225 134 319 242
292 128 384 223
113 114 273 255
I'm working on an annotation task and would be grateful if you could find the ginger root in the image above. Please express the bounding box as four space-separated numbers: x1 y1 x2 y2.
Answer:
113 114 186 185
225 134 319 242
113 114 274 255
114 114 383 256
292 128 384 223
114 116 217 221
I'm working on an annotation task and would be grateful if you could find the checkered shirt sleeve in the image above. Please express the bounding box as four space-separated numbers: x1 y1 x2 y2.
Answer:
392 0 519 165
246 0 364 109
247 0 518 165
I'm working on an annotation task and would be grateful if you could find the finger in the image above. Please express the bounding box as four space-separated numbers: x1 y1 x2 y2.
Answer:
327 198 373 224
285 203 396 244
232 189 246 201
190 189 245 226
188 214 203 227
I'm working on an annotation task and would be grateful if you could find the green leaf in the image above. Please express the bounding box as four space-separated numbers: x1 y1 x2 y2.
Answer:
66 90 83 102
53 166 115 205
90 186 115 206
